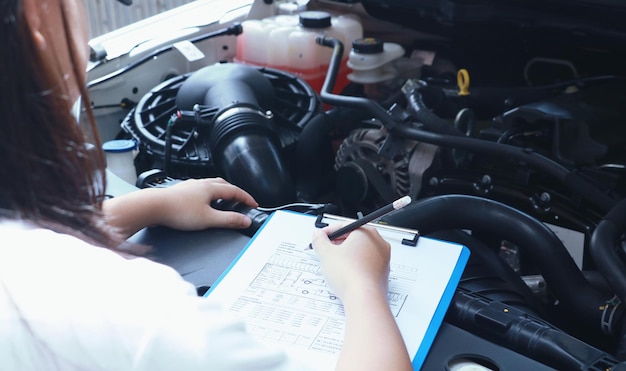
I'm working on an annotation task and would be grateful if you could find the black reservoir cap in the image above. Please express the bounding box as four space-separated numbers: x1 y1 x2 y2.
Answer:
352 37 384 54
299 11 332 28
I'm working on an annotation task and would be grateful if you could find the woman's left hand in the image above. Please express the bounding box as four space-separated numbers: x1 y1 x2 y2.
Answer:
103 177 258 238
154 177 258 231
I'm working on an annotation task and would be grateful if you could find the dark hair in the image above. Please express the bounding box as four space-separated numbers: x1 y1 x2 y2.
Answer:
0 0 125 249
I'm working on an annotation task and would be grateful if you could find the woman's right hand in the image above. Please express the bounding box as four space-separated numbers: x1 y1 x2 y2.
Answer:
311 223 391 300
311 223 412 371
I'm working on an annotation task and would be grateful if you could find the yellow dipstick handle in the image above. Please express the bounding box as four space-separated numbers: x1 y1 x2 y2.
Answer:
457 68 470 96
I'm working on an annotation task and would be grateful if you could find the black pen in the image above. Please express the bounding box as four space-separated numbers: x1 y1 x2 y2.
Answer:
327 196 412 240
307 196 412 250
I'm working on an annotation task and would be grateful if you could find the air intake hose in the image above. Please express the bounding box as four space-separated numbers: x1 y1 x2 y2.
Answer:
382 194 623 337
175 63 295 207
590 198 626 304
589 198 626 359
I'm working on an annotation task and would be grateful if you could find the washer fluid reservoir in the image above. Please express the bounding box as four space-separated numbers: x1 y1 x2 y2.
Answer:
236 11 362 94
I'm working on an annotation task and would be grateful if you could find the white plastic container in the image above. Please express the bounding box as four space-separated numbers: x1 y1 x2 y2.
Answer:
235 20 275 67
236 11 363 93
348 37 406 84
103 139 137 185
347 37 423 96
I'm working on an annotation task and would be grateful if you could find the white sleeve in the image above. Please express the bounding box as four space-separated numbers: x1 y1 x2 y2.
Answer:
0 225 314 371
113 257 312 371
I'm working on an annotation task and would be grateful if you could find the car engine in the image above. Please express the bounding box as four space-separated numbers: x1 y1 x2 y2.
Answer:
87 0 626 369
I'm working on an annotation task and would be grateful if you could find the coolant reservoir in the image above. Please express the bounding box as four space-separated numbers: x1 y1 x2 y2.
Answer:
236 11 362 94
347 37 422 100
347 37 406 84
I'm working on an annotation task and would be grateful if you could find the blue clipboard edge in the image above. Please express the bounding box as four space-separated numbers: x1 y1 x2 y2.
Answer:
203 210 471 371
411 241 471 370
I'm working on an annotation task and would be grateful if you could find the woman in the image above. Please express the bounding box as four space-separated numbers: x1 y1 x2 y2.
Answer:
0 0 412 370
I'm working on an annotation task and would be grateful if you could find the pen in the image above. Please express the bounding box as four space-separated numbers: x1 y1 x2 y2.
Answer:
306 196 412 250
327 195 412 241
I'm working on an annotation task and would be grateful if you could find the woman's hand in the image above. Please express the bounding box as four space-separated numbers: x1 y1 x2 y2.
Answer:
310 223 412 371
311 223 390 300
152 178 258 231
103 178 258 238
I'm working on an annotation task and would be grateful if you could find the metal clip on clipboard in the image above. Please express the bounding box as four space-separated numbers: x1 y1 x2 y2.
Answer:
314 213 420 246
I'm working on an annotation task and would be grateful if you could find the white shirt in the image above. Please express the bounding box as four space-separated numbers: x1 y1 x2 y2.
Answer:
0 220 306 370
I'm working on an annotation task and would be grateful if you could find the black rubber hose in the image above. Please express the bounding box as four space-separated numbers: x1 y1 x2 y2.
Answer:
316 36 400 129
429 229 548 319
590 198 626 360
590 198 626 302
175 63 295 206
382 194 618 334
405 88 465 137
449 289 622 370
448 76 626 120
391 124 616 213
315 36 617 214
295 111 335 201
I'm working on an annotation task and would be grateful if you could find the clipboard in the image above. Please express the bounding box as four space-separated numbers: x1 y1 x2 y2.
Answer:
205 210 470 370
314 213 421 246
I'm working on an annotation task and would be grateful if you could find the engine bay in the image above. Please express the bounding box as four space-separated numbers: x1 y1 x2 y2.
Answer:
87 0 626 369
